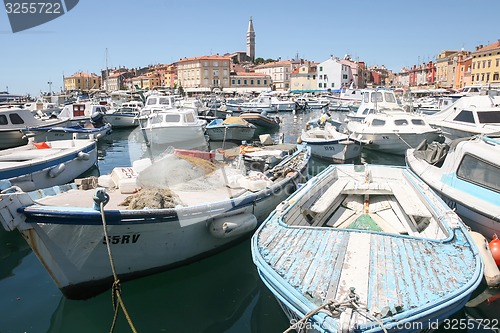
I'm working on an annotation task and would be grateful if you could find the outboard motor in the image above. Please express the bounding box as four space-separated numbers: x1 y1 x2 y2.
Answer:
90 111 105 128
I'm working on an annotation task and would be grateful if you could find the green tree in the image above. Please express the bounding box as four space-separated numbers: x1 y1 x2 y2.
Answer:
177 84 184 96
254 57 265 65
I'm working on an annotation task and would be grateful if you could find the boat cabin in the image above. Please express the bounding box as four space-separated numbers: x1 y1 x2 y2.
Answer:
0 107 56 128
146 108 199 126
58 103 108 119
364 114 431 129
144 95 176 109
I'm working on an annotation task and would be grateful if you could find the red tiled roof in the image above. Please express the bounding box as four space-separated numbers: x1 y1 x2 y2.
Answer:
177 55 231 63
476 40 500 52
67 72 99 78
233 71 268 77
254 60 292 69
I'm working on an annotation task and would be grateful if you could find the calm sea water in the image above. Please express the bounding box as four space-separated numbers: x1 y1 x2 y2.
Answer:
0 110 498 333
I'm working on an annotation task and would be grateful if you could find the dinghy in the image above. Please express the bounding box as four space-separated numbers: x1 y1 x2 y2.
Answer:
252 164 483 333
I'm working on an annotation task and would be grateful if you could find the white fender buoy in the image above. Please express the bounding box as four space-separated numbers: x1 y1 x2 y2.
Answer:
209 213 257 238
469 231 500 287
48 163 66 178
77 151 90 160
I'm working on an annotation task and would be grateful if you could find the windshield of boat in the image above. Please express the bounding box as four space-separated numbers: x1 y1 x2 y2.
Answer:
159 97 172 105
384 92 396 103
165 114 180 123
7 113 24 124
477 111 500 123
184 113 195 123
456 154 500 193
370 92 383 103
453 110 475 123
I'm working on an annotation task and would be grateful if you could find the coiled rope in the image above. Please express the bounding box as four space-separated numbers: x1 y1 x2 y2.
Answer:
283 288 388 333
95 190 138 333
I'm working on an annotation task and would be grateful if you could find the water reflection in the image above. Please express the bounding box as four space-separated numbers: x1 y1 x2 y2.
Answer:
0 231 31 280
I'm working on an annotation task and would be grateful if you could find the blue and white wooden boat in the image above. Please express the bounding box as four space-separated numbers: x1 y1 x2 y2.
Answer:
205 117 256 142
0 138 97 192
406 134 500 239
252 164 483 333
0 144 310 299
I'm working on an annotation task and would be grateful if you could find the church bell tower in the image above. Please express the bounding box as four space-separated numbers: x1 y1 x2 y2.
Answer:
246 16 255 62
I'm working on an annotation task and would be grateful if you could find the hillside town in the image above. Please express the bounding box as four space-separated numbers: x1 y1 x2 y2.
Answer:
56 17 500 97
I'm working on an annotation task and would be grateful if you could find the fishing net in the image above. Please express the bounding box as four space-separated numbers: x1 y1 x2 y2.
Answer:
119 188 183 209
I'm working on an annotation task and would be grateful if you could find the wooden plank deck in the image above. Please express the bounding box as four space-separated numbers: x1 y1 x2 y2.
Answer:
256 224 478 313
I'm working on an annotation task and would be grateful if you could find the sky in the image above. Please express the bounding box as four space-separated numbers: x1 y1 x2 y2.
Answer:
1 0 499 97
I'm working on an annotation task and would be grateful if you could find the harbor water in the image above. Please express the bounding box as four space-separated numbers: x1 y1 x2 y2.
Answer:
0 109 498 332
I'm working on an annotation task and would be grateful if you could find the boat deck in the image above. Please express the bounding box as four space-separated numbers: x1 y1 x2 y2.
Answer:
34 183 250 210
255 221 478 320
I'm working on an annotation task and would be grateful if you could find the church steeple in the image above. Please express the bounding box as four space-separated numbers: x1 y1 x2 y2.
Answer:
246 16 255 62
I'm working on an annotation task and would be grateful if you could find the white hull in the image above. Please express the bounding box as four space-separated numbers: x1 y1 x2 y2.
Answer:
0 140 97 191
0 130 29 149
142 125 208 149
25 124 112 142
273 102 296 112
304 140 362 162
435 124 498 142
104 114 138 128
361 132 440 155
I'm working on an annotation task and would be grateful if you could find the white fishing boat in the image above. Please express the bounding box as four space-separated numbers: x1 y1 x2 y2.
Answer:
0 137 97 192
300 119 363 162
137 107 208 150
406 134 500 239
104 106 140 128
205 117 256 142
346 89 405 123
295 96 328 111
259 94 296 112
226 96 277 113
22 102 113 141
328 85 363 112
347 112 441 155
0 106 69 149
0 144 310 299
425 93 500 141
139 94 178 115
252 164 483 333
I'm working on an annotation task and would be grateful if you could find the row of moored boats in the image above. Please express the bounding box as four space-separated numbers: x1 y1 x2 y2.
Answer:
0 86 499 332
